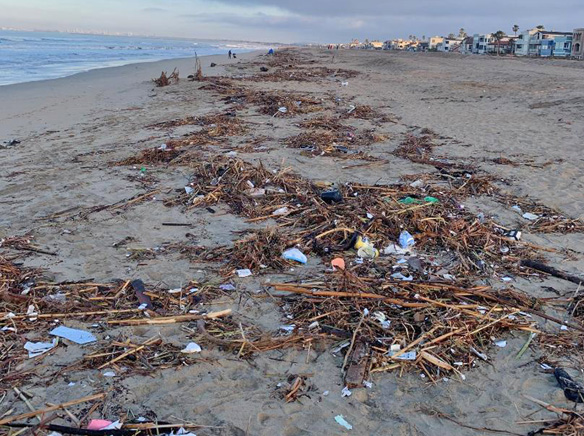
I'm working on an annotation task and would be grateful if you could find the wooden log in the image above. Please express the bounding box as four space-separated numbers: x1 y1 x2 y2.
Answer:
520 259 583 286
344 339 371 388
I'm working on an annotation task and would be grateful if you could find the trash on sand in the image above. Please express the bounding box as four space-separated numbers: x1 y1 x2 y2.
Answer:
50 326 96 345
353 235 379 258
236 269 252 278
399 196 439 205
373 312 391 329
555 368 584 403
391 272 413 282
185 186 194 194
504 229 522 241
219 283 236 291
181 342 202 354
169 428 197 436
279 325 296 334
320 189 343 204
87 420 121 431
273 206 289 216
102 371 116 377
331 258 346 271
341 81 349 87
388 350 417 361
398 231 415 249
335 415 353 430
357 245 378 259
132 279 154 310
494 339 507 348
522 212 539 221
24 339 57 358
282 248 307 264
383 243 408 255
341 386 352 397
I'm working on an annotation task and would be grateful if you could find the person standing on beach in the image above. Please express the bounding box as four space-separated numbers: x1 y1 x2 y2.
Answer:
228 50 232 59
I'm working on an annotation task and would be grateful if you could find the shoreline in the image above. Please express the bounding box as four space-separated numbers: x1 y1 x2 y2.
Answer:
0 50 263 138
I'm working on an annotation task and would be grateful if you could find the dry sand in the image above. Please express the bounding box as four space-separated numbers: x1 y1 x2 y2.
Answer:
1 48 584 435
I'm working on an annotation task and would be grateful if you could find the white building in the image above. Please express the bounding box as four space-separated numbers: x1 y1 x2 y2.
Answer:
437 38 462 52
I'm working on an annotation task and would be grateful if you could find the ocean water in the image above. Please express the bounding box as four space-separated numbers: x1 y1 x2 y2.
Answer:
0 30 267 86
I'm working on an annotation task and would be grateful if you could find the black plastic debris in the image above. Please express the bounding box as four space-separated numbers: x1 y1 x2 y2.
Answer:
320 189 343 204
554 368 584 403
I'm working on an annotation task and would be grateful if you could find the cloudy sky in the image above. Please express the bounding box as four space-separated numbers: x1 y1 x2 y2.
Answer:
1 0 582 43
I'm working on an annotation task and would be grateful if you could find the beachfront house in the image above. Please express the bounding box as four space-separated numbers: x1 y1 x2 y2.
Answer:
530 31 573 57
459 36 474 54
437 38 462 52
514 29 539 56
428 36 444 50
370 40 384 49
487 36 516 55
572 28 584 59
472 34 494 54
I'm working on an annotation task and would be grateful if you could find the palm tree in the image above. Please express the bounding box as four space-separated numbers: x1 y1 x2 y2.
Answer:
492 30 506 55
512 24 519 36
459 28 467 39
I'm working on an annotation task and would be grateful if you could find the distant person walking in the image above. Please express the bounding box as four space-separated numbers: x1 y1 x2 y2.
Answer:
228 50 232 59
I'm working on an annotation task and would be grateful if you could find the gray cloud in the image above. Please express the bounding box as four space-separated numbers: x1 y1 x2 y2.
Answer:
142 7 169 13
196 0 584 42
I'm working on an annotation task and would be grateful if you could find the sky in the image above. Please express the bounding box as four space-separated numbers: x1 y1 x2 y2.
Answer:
1 0 583 43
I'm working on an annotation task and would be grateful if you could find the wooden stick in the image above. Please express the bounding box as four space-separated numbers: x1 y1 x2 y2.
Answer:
271 284 428 308
6 309 142 320
520 259 583 286
98 336 160 369
0 393 106 425
106 309 231 325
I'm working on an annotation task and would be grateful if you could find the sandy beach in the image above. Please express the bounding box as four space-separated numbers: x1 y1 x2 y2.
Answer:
2 48 584 435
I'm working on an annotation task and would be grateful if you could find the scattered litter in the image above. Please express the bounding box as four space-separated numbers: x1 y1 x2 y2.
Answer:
279 325 296 334
341 386 352 397
282 248 307 264
219 283 236 291
102 371 116 377
320 189 343 204
390 351 417 361
185 186 194 195
503 229 522 241
391 272 413 282
236 269 252 278
494 340 507 348
363 380 373 388
383 243 407 255
331 258 346 271
335 415 353 430
561 325 568 331
24 339 57 358
522 212 539 221
273 206 289 216
555 368 584 403
50 326 97 345
87 420 115 431
181 342 202 354
398 231 415 249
